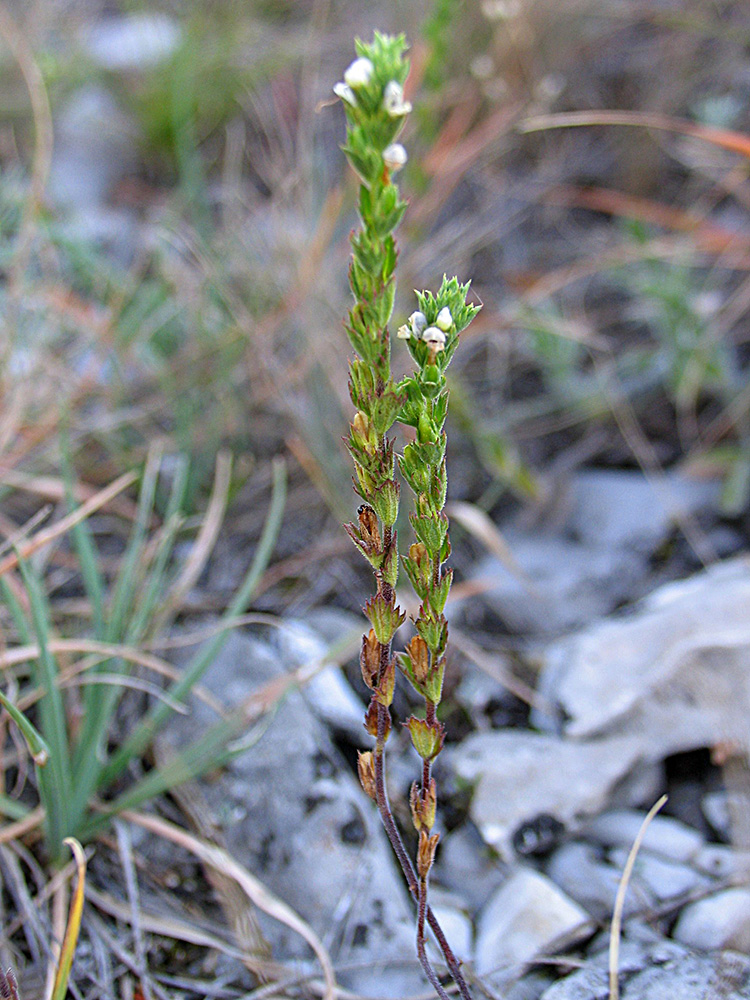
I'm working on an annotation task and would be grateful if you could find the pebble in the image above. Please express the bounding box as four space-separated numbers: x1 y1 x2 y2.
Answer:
469 535 642 636
674 888 750 953
48 86 136 211
541 938 750 999
85 13 181 72
536 556 750 747
475 867 594 977
583 809 704 862
608 846 709 903
694 843 750 879
449 731 642 858
568 469 719 553
546 841 645 921
163 630 425 998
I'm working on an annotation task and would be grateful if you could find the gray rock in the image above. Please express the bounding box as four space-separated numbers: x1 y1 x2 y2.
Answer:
470 534 642 636
475 867 594 977
703 789 731 840
584 810 704 862
163 630 425 997
426 897 474 966
546 842 645 921
85 13 181 72
48 86 136 212
568 469 719 553
463 468 719 638
674 888 750 953
607 846 708 903
275 620 365 741
433 823 507 912
541 939 750 999
694 844 750 880
535 557 750 758
449 730 643 858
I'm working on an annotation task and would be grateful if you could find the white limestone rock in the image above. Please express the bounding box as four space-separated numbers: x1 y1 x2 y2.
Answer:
475 868 594 977
535 556 750 759
584 809 704 862
449 730 643 858
674 888 750 953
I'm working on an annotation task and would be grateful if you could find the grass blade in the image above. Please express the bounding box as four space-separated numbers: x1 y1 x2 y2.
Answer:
99 457 287 788
50 838 87 1000
14 552 71 854
0 688 50 765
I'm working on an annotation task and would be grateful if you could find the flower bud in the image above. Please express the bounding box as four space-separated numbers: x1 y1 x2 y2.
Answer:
357 751 377 800
410 778 437 831
422 326 446 352
360 628 380 688
383 143 407 174
365 697 390 740
344 57 374 88
383 80 412 116
409 311 428 335
417 828 440 879
358 503 382 553
406 716 445 761
436 307 453 331
364 593 406 645
396 323 412 339
405 635 430 685
375 658 396 707
333 82 357 106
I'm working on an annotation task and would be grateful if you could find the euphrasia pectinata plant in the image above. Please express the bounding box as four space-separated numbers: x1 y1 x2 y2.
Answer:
335 33 479 1000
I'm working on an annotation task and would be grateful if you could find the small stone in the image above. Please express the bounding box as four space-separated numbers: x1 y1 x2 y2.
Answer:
583 809 704 862
475 867 594 976
449 731 642 858
568 469 719 554
85 13 181 71
674 888 750 952
547 842 644 921
607 846 708 902
426 899 474 966
694 844 750 880
536 555 750 752
469 534 642 636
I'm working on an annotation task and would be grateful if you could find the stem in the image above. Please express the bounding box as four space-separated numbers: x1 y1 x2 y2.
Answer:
374 701 473 1000
417 877 450 1000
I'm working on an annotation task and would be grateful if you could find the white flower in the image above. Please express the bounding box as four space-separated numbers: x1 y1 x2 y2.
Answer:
333 81 357 106
383 143 407 173
383 80 412 117
344 57 374 89
436 307 453 331
422 326 446 351
409 311 427 335
396 324 412 339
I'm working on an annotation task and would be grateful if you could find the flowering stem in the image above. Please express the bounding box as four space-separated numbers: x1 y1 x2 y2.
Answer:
336 32 479 1000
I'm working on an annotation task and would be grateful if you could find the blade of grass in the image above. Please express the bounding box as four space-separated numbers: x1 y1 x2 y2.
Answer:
520 110 750 160
68 449 165 828
0 793 33 822
609 795 668 1000
98 457 287 789
82 704 276 835
153 450 232 632
0 688 50 765
0 576 32 645
50 838 86 1000
14 551 71 855
60 437 106 638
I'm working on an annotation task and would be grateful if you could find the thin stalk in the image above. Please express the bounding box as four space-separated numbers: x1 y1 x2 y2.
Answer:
372 709 472 1000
